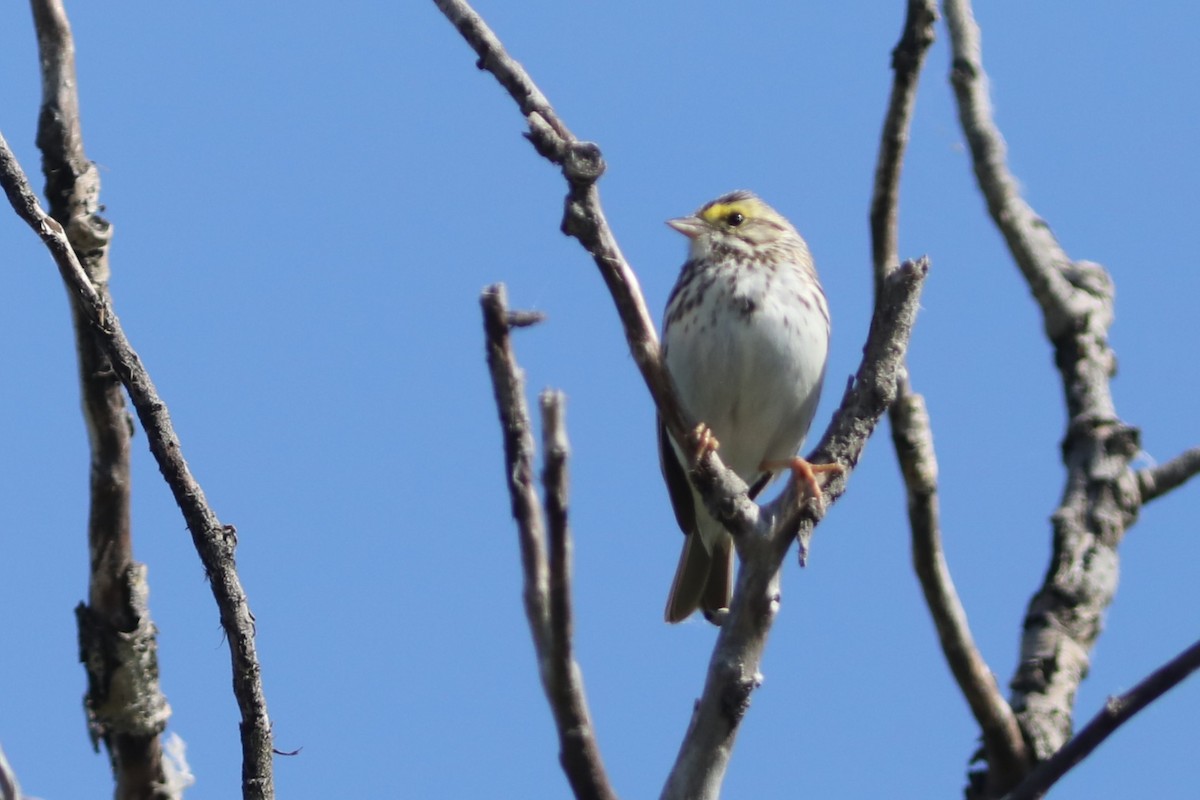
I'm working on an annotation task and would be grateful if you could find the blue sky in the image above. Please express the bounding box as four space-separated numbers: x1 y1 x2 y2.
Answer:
2 3 1199 798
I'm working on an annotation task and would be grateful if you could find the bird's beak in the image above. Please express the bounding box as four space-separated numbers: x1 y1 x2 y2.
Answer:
666 216 707 240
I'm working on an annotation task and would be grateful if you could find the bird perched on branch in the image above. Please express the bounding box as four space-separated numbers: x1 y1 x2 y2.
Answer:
659 190 837 624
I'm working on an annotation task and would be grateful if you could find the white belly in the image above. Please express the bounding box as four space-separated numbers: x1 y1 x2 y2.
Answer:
664 268 829 484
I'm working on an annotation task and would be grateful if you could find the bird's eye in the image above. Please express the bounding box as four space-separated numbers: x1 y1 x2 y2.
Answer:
726 212 745 227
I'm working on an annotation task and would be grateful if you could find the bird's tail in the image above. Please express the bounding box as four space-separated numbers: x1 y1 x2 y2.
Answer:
664 533 732 624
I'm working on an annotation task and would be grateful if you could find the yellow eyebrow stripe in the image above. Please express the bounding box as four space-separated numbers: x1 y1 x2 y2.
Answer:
700 200 757 223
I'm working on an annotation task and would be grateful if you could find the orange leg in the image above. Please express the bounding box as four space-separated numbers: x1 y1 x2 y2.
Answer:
761 457 843 501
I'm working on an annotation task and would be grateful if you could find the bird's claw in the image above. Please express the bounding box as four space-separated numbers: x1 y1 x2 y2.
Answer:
690 423 720 463
761 457 843 505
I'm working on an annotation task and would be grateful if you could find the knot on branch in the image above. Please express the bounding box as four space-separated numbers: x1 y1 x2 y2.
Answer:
1044 259 1114 339
562 141 605 185
891 1 938 71
67 212 113 284
949 56 978 88
220 523 239 551
1061 260 1113 302
77 563 171 748
1103 424 1141 462
1060 415 1140 465
719 672 761 722
561 197 593 242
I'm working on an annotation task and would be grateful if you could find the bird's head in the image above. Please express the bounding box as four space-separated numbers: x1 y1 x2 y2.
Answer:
667 190 803 259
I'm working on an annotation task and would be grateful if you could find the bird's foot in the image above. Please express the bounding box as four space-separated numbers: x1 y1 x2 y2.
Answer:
689 423 720 463
761 457 843 503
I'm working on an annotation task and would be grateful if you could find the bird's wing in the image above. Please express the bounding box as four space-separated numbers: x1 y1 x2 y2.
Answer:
658 415 696 536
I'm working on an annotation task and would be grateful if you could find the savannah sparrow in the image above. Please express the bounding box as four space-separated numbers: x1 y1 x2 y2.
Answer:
659 190 835 624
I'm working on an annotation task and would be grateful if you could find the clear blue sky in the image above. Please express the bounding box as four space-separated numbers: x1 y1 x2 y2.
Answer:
2 3 1198 798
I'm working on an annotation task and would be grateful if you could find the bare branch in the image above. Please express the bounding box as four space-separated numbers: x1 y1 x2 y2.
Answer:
27 3 176 795
894 395 1031 788
869 0 937 285
542 392 571 666
481 287 617 800
1004 638 1200 800
663 258 929 800
870 1 1030 790
0 133 274 800
942 0 1087 342
481 285 550 642
1138 446 1200 504
540 392 615 800
433 0 760 543
944 0 1151 791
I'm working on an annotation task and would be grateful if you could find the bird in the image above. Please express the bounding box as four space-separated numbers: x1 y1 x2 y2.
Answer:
659 190 836 624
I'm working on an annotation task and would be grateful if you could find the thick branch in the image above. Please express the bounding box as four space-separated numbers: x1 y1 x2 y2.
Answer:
870 1 1029 790
28 3 174 795
481 287 617 800
0 134 274 800
1004 638 1200 800
945 1 1149 793
1137 446 1200 504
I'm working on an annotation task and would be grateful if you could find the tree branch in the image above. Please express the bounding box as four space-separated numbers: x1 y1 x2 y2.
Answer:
942 0 1086 342
481 286 617 800
944 0 1152 793
27 3 175 796
482 285 550 641
1004 637 1200 800
870 2 1030 791
870 0 937 283
1137 446 1200 504
0 132 274 800
433 0 761 543
894 394 1032 789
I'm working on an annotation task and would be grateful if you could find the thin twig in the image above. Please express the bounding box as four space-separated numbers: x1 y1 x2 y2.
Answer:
28 3 174 795
1004 638 1200 800
482 285 550 642
870 0 938 284
894 395 1030 786
541 392 614 800
542 392 571 668
0 133 274 800
870 0 1030 789
1137 446 1200 504
945 0 1148 792
481 286 617 800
